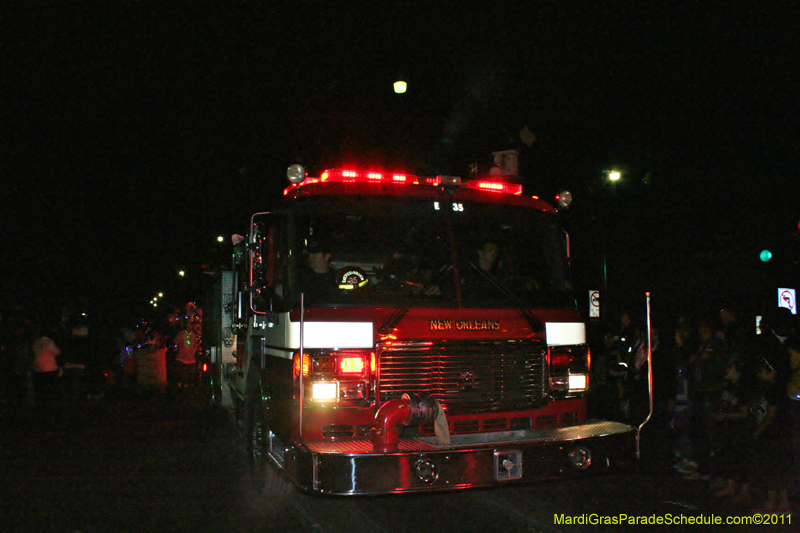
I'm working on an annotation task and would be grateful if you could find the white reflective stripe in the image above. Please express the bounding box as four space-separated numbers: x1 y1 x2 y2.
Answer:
545 322 586 346
289 322 374 349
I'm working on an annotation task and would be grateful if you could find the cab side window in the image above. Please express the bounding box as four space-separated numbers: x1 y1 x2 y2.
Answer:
250 216 287 313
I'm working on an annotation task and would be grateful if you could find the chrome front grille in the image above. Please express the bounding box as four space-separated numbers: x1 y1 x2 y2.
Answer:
377 339 547 414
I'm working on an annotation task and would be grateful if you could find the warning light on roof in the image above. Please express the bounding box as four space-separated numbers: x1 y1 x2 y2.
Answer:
287 164 306 183
283 168 529 196
556 190 573 208
313 169 421 185
463 180 523 195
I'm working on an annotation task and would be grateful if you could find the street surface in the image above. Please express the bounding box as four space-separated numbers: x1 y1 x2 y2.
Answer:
0 387 782 533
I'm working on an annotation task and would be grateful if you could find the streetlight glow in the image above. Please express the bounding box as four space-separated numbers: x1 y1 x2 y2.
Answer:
393 80 407 94
608 170 621 181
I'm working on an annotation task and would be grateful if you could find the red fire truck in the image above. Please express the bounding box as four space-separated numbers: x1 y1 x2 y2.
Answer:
202 162 636 495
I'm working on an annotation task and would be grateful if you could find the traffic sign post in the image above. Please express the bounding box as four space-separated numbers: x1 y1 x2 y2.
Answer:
778 288 796 315
589 290 601 318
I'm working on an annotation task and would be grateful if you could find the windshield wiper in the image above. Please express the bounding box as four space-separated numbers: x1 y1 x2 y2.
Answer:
467 263 544 333
378 306 410 335
376 280 430 335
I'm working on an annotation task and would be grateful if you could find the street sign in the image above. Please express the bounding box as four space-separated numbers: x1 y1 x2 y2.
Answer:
589 290 600 318
778 288 796 314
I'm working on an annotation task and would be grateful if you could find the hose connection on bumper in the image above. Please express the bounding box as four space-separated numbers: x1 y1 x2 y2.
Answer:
371 393 440 452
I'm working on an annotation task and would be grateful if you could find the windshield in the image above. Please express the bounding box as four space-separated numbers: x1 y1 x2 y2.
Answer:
286 195 575 310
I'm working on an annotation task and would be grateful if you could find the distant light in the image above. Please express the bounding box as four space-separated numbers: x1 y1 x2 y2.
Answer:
608 171 621 181
393 80 407 94
179 270 186 277
217 236 224 243
760 250 773 262
158 292 163 297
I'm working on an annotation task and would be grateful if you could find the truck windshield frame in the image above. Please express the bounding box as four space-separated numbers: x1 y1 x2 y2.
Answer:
282 195 576 310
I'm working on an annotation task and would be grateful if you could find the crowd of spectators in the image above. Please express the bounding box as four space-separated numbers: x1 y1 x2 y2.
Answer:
0 303 202 420
4 299 798 513
590 305 800 514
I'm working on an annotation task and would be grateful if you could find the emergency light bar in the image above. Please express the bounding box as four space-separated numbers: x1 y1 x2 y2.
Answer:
284 166 523 196
463 180 523 195
425 175 461 187
320 169 421 184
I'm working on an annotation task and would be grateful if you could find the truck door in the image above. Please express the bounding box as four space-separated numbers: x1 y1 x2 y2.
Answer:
249 212 287 316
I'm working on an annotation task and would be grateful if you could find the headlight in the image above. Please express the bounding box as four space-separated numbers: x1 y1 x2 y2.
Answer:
549 344 590 398
311 381 338 401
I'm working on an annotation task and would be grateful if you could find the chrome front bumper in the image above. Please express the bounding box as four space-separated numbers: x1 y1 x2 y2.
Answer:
283 421 636 495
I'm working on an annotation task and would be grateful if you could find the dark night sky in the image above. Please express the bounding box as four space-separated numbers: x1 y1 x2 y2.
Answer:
2 2 799 322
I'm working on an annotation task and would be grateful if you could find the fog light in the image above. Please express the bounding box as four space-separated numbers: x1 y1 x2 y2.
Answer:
569 446 592 470
311 381 338 401
339 382 366 400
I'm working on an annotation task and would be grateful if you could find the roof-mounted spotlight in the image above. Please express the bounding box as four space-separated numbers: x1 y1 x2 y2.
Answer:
556 190 573 209
287 164 306 184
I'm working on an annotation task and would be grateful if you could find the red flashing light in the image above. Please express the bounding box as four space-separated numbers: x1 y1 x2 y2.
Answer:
322 169 420 185
339 355 366 375
550 353 573 368
284 177 321 195
284 168 473 194
464 180 523 195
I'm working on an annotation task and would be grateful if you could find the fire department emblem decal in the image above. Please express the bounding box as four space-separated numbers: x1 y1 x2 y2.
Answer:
458 371 477 392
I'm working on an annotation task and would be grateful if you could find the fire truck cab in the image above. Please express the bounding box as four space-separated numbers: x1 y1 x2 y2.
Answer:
203 164 636 495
